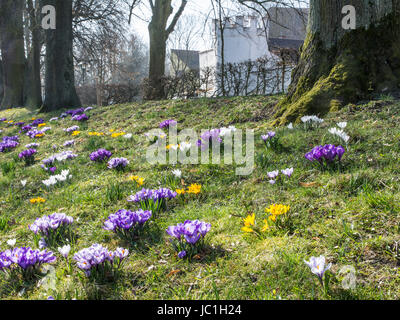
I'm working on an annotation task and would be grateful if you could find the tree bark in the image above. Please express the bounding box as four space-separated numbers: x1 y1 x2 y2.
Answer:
41 0 81 111
25 0 43 108
0 0 25 109
275 0 400 124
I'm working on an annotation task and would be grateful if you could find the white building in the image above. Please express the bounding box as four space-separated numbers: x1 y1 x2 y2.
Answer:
199 8 308 96
169 7 308 97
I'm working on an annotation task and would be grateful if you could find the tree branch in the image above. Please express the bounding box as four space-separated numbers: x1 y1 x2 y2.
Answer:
166 0 187 37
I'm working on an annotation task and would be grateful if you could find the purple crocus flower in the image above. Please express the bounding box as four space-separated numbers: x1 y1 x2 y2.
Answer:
281 168 294 177
72 113 89 122
159 119 177 129
261 131 276 141
107 157 129 170
90 149 112 162
18 149 37 163
305 145 345 163
178 251 187 259
103 209 152 233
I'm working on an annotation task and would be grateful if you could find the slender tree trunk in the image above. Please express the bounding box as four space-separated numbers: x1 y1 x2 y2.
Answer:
0 0 25 109
41 0 81 111
275 0 400 124
146 1 171 100
25 0 43 108
145 0 187 100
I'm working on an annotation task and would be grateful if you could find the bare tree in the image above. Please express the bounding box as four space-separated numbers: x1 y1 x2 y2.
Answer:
145 0 188 100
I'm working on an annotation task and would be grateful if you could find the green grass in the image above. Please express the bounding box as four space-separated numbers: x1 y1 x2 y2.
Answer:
1 95 400 300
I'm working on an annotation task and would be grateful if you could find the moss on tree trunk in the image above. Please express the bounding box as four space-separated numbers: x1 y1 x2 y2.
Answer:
274 0 400 125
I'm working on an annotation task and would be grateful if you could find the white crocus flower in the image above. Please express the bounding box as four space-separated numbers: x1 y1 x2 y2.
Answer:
337 122 347 129
179 142 191 152
124 133 133 139
287 123 293 129
7 239 16 247
304 255 332 281
172 169 182 178
21 180 27 187
58 244 71 258
267 170 279 179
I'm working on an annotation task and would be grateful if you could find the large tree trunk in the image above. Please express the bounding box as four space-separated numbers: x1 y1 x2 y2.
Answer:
275 0 400 124
25 0 43 108
0 61 3 103
41 0 81 111
0 0 25 109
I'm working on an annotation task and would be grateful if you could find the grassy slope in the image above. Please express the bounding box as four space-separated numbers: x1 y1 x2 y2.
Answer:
0 95 400 300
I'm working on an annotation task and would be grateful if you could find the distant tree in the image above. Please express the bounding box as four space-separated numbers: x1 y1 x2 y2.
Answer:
145 0 188 100
0 0 25 109
41 0 81 111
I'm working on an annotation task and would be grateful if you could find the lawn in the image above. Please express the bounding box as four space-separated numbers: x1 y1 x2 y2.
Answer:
0 95 400 300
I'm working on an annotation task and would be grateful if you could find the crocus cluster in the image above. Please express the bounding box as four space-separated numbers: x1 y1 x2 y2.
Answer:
104 209 152 239
159 119 177 129
63 140 75 147
261 131 281 151
73 244 129 279
305 144 345 165
29 213 73 246
301 115 324 124
197 129 222 149
66 108 85 117
21 125 33 132
0 139 19 152
42 151 78 167
267 168 293 184
31 118 45 127
0 247 56 275
166 220 211 259
128 188 177 214
328 126 350 144
2 135 19 142
72 114 89 122
25 142 39 148
90 149 112 162
64 125 80 133
26 128 45 138
42 170 72 187
261 131 276 141
18 148 37 165
107 157 129 170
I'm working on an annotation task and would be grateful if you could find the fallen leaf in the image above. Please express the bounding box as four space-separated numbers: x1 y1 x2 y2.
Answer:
300 182 319 188
167 270 181 277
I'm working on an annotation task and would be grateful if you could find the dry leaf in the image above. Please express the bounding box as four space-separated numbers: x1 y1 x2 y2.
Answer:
167 270 181 277
300 182 319 188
